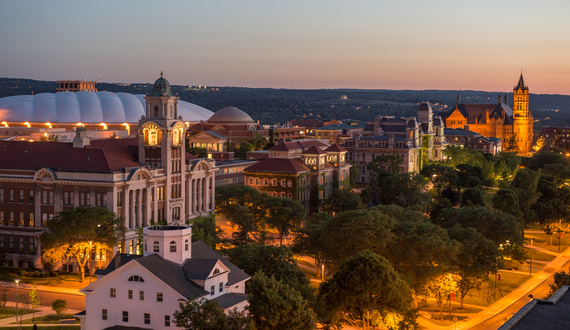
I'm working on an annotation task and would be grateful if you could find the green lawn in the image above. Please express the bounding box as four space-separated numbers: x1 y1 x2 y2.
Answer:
0 327 79 330
496 272 532 296
18 313 79 324
0 307 36 320
525 230 570 254
483 190 497 207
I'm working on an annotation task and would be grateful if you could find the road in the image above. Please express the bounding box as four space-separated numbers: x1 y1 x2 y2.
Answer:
469 260 568 330
0 286 85 311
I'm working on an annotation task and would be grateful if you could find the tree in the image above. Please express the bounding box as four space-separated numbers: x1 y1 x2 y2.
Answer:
504 133 518 152
40 134 59 142
460 187 485 207
438 206 523 246
41 206 125 282
534 136 546 152
511 168 541 229
235 140 254 158
492 189 523 218
265 197 306 245
248 272 315 330
225 244 309 297
378 172 430 208
323 188 361 214
381 205 459 308
318 250 414 330
545 267 570 299
532 174 570 227
348 160 360 186
51 299 67 314
216 186 268 245
421 164 458 197
292 212 331 278
186 146 208 158
456 164 484 194
173 298 249 330
427 274 457 321
186 214 220 249
493 152 520 185
322 209 395 270
29 283 43 321
447 226 498 308
366 155 403 205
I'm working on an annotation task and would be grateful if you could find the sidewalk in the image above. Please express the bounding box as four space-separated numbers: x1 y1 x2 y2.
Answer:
0 301 81 327
417 244 570 330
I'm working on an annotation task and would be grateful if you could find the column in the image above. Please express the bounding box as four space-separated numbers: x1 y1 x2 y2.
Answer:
136 189 142 228
197 179 202 213
202 178 208 212
209 175 215 211
192 179 197 214
144 187 151 227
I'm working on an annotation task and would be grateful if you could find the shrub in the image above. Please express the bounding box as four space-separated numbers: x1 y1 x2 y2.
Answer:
51 299 67 314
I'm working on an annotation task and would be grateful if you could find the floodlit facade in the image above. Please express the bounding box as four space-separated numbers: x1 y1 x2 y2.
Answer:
0 74 217 271
77 225 249 330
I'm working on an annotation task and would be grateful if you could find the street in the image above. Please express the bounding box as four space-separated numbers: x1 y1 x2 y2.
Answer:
0 285 85 311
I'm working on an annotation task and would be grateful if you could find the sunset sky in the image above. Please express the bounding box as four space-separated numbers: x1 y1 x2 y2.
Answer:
1 0 569 94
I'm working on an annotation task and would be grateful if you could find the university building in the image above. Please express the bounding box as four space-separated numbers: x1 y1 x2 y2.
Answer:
445 73 533 155
343 101 447 182
0 74 216 271
243 140 350 213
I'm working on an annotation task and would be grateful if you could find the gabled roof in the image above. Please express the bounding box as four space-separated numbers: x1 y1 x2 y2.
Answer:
191 241 250 286
95 253 143 276
243 158 310 174
451 102 514 125
302 145 326 155
136 254 208 300
0 137 140 173
182 259 224 280
269 140 326 152
325 143 347 152
212 293 249 308
444 128 479 136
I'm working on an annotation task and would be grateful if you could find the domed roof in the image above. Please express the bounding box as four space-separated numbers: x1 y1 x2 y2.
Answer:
151 71 174 97
0 92 214 124
207 107 253 124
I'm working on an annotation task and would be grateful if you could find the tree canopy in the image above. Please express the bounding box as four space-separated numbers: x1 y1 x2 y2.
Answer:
41 206 124 282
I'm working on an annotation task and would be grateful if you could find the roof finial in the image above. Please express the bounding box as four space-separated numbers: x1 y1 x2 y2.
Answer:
160 71 163 78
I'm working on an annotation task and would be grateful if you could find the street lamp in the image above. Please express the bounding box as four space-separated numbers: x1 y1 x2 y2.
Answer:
529 238 535 276
321 264 325 282
89 241 93 285
15 279 20 330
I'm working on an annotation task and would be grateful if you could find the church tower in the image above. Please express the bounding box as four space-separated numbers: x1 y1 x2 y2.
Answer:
512 73 532 154
138 73 186 222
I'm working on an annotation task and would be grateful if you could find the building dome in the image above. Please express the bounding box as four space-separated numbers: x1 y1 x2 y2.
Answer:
207 107 253 124
0 92 214 124
151 71 174 97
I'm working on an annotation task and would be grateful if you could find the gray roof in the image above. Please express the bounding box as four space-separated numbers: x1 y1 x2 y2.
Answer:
95 253 143 276
444 128 479 136
205 130 229 139
136 254 208 300
183 259 220 280
212 293 249 308
192 241 250 286
502 286 570 330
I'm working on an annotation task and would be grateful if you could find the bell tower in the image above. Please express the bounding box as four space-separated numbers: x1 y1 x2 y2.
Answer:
138 73 186 223
512 72 532 154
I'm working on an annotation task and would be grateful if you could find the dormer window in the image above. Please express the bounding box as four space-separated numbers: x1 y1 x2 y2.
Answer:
128 275 145 282
170 241 177 253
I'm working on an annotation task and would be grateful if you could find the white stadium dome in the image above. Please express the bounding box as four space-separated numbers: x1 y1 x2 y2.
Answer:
0 91 214 124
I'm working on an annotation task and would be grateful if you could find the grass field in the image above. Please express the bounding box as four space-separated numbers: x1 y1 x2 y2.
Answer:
18 313 79 324
0 307 35 320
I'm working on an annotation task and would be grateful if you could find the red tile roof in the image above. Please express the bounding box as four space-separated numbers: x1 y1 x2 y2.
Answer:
0 138 141 173
325 143 347 152
269 140 326 151
302 145 326 155
243 158 310 174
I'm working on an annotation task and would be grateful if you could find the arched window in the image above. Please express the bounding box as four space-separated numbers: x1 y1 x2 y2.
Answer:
213 268 220 275
153 241 159 253
170 241 177 253
185 239 189 251
128 275 145 282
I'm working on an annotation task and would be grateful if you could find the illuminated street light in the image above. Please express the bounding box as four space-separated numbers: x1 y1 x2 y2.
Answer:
15 278 20 330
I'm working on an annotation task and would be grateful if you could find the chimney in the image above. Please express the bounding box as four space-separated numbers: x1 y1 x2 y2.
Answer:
388 135 394 148
73 127 90 148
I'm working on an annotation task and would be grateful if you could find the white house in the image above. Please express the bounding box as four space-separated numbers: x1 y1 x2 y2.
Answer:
76 225 250 330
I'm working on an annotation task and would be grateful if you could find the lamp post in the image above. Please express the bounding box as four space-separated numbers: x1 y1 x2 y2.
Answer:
89 241 93 285
321 264 325 282
529 238 535 276
15 279 20 330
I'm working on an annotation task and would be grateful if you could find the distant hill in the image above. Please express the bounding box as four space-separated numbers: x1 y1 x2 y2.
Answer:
1 77 569 128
